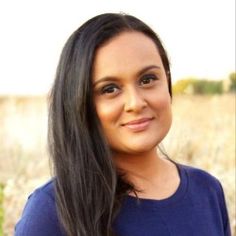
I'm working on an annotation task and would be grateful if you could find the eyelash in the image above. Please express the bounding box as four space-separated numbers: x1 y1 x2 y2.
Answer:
139 74 158 86
101 84 119 94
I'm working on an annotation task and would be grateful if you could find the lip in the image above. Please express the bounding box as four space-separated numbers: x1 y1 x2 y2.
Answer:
122 117 153 132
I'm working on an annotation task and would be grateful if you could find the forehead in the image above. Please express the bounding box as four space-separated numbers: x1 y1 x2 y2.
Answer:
93 31 163 80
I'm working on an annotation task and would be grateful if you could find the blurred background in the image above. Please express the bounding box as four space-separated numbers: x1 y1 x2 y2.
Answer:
0 0 235 235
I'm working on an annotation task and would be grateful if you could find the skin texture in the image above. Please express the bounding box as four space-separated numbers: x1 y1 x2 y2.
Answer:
93 31 179 199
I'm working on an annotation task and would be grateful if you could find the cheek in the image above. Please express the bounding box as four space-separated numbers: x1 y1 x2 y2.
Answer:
159 95 172 112
160 95 172 125
149 88 172 112
150 91 172 127
95 99 122 127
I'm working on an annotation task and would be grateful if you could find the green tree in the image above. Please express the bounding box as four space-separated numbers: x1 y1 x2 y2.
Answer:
229 72 236 92
173 78 223 95
173 78 196 94
193 80 223 94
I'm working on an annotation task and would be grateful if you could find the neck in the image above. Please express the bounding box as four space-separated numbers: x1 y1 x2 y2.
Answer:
113 148 167 182
113 148 180 199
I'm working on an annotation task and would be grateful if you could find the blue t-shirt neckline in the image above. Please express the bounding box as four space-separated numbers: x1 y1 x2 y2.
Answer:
125 163 188 208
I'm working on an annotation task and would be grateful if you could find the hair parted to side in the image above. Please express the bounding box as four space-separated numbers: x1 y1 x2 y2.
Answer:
48 13 172 236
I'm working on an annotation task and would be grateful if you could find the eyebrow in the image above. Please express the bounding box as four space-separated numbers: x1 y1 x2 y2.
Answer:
93 65 161 86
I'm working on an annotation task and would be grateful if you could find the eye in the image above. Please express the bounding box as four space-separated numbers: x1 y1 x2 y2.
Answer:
101 83 120 95
139 74 158 87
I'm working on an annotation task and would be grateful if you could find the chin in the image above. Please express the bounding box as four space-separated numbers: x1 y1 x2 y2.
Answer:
114 137 162 155
109 123 172 156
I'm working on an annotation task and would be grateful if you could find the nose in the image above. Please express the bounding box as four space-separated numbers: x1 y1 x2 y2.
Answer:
124 87 147 113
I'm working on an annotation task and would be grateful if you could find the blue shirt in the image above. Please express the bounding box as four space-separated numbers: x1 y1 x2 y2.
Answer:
15 164 231 235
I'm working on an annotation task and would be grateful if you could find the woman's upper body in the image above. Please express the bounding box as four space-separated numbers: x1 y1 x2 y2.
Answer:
15 163 231 236
14 13 231 235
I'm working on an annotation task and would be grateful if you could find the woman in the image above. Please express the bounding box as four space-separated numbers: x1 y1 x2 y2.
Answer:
15 13 231 236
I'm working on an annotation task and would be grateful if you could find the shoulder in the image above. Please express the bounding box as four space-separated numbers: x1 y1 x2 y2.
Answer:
179 163 220 184
20 179 56 215
178 163 228 211
178 164 223 194
15 179 65 236
178 164 231 234
28 179 55 201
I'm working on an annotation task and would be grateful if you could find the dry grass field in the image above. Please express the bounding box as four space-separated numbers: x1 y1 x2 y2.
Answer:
0 94 235 235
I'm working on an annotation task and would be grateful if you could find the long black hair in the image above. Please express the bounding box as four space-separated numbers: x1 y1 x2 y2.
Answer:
48 13 172 236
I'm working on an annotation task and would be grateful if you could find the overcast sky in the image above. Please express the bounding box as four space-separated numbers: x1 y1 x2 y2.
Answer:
0 0 235 95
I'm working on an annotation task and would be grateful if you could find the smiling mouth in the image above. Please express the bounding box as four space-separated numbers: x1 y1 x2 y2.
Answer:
122 117 153 132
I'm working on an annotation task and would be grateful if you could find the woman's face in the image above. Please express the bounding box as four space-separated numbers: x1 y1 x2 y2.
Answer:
92 31 172 155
